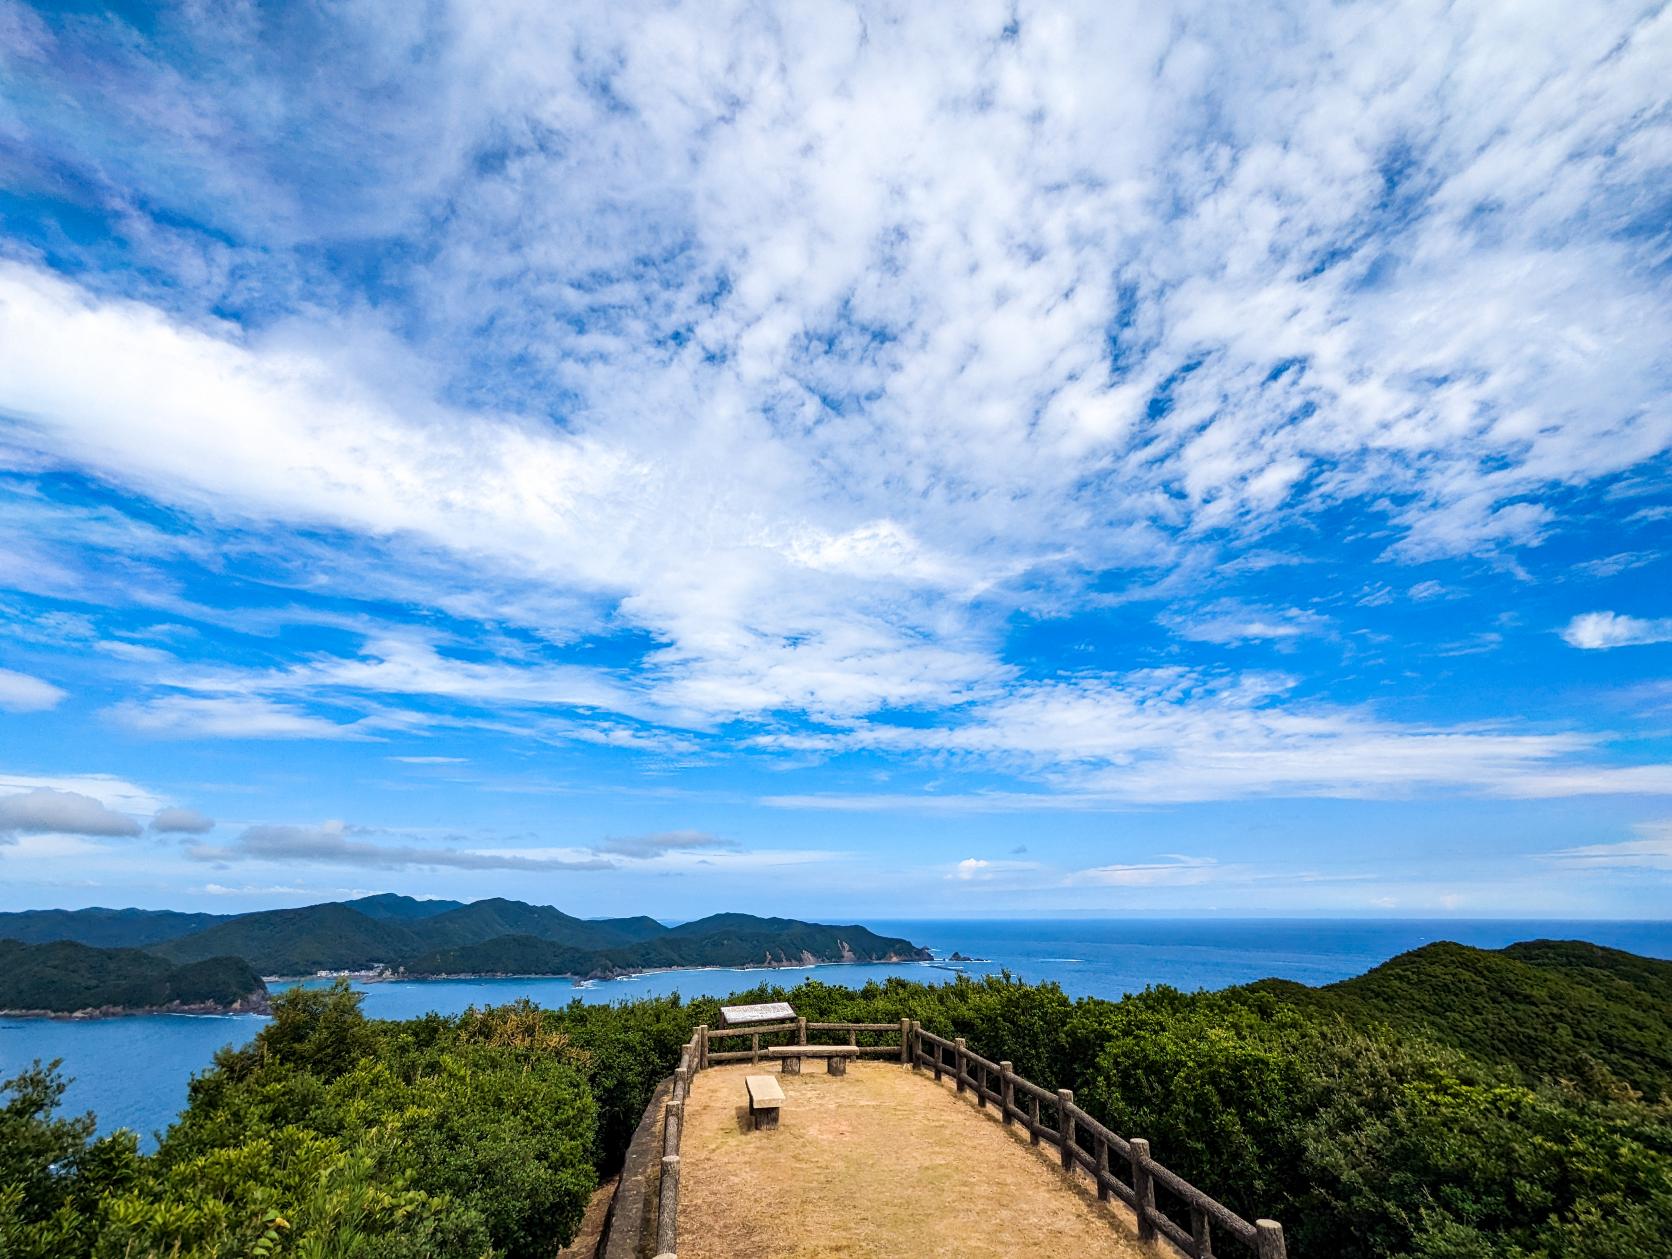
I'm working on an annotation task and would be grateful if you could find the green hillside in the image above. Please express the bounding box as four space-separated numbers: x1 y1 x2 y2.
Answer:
342 893 466 921
119 897 925 977
1254 937 1672 1096
407 915 927 977
415 897 647 951
0 939 265 1013
151 903 423 975
0 906 226 948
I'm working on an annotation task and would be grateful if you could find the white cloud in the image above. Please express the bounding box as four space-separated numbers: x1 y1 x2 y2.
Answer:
188 821 619 872
1073 855 1223 887
1 2 1669 835
151 806 215 834
1162 600 1328 645
949 856 1039 883
1561 611 1672 650
2 0 1669 735
760 669 1665 805
0 771 164 814
1544 824 1672 870
0 788 141 838
595 830 738 859
0 667 65 712
106 695 374 740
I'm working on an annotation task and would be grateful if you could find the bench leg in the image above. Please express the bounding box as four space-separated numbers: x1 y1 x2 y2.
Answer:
827 1055 848 1076
781 1056 801 1074
754 1106 779 1130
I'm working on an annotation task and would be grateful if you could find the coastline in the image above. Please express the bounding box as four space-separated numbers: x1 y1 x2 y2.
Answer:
265 950 937 986
0 993 271 1021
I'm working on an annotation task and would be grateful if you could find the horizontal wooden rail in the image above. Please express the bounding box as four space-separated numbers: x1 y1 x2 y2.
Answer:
904 1020 1283 1259
704 1020 798 1039
665 1017 1283 1259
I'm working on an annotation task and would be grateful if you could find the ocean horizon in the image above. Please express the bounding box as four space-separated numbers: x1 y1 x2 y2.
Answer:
5 916 1670 1149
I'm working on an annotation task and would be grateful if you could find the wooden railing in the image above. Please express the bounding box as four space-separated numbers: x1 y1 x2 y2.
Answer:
646 1018 1286 1259
912 1024 1285 1259
651 1027 703 1259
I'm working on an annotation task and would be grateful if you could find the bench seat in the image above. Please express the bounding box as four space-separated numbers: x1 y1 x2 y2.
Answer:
745 1074 783 1130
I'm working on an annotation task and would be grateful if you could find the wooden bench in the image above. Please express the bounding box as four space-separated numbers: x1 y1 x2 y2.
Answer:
764 1045 861 1075
745 1074 783 1129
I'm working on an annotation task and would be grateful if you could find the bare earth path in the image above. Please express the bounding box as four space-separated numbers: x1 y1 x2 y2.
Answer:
676 1060 1157 1259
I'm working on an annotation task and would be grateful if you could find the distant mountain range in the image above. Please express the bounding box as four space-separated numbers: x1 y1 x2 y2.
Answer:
0 895 931 982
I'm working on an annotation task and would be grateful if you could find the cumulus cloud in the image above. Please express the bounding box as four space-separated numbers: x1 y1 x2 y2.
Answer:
949 857 1039 883
0 772 163 814
151 806 215 834
1 2 1670 827
0 0 1668 740
0 788 141 838
0 667 66 712
1561 612 1672 650
188 821 618 872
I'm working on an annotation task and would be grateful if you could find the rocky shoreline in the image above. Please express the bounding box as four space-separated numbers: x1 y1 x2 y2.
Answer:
278 949 935 985
0 992 271 1020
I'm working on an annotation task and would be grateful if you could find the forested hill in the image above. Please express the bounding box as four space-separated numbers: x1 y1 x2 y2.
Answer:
0 894 931 978
1253 937 1672 1096
0 906 227 948
0 939 266 1015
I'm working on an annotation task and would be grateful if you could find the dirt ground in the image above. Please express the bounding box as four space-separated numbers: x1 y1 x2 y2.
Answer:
674 1060 1157 1259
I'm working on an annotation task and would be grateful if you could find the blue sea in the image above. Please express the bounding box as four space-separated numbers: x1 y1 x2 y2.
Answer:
4 918 1669 1149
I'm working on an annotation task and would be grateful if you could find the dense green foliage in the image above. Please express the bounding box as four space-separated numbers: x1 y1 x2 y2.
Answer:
0 940 264 1013
1 986 598 1257
4 938 1667 1258
0 908 226 949
1 894 929 978
409 916 928 979
1254 939 1672 1098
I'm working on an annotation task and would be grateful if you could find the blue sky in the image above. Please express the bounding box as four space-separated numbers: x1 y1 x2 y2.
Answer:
1 1 1669 920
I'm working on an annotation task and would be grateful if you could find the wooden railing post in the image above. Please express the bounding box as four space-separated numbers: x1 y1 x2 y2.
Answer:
1255 1219 1286 1259
1096 1133 1109 1201
1029 1092 1041 1145
656 1154 680 1255
672 1066 688 1103
663 1099 682 1156
1057 1089 1074 1171
999 1062 1014 1125
751 1031 760 1065
797 1016 807 1046
954 1038 967 1094
932 1035 943 1081
696 1024 707 1070
900 1017 910 1065
1130 1137 1156 1242
1191 1203 1214 1258
976 1060 987 1108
